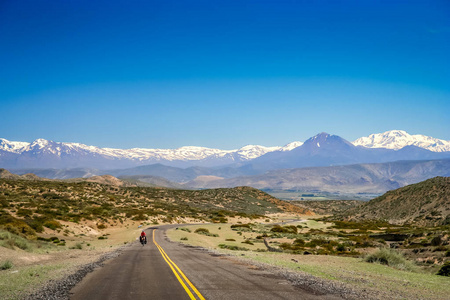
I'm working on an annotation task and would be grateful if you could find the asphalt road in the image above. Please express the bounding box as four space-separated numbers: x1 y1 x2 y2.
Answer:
70 225 341 300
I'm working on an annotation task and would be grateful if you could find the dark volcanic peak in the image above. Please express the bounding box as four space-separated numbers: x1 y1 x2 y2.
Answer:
302 132 355 152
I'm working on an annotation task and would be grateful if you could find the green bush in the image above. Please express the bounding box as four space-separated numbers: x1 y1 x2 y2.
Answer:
180 227 191 233
270 225 297 234
97 223 107 229
194 228 219 237
195 228 210 234
70 243 83 249
436 261 450 276
430 236 442 246
365 248 416 271
337 243 347 252
180 237 188 241
0 260 13 270
43 220 62 230
0 230 32 251
218 244 249 251
231 223 252 229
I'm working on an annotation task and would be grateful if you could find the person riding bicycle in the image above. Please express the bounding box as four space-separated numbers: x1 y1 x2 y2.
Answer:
140 230 147 244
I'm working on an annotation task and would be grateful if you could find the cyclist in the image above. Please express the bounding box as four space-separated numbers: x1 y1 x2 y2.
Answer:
140 230 147 245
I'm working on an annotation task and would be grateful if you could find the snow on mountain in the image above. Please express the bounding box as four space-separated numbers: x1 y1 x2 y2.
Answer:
353 130 450 152
0 139 280 164
280 141 303 151
1 130 448 170
0 138 30 153
235 145 280 160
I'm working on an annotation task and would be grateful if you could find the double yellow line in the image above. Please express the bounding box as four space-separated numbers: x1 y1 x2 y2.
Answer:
152 229 205 300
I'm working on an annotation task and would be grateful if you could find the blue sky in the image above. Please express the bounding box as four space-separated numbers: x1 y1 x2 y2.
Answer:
1 0 449 149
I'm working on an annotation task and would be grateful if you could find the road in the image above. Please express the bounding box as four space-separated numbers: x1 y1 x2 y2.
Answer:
70 225 341 300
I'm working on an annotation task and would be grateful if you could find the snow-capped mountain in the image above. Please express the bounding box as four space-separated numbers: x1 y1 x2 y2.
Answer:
353 130 450 152
0 138 29 153
0 138 303 169
0 130 448 170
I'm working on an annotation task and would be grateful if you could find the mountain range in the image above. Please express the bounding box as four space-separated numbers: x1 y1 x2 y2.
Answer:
1 130 449 170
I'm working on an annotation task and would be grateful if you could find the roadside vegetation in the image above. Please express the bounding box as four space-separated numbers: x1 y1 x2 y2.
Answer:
1 175 449 299
0 178 309 299
169 217 450 299
0 179 305 239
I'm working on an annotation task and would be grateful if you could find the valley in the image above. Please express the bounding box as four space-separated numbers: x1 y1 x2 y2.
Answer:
0 172 449 299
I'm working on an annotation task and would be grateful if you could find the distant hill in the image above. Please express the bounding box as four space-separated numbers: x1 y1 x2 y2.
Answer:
67 175 137 187
1 168 183 189
0 178 312 233
186 159 450 194
0 168 46 181
11 168 101 179
340 177 450 226
118 175 184 189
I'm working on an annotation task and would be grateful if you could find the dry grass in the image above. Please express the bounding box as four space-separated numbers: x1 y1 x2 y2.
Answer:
167 221 450 300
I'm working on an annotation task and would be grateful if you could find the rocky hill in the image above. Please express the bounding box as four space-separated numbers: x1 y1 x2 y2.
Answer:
0 168 46 181
0 176 312 239
341 177 450 226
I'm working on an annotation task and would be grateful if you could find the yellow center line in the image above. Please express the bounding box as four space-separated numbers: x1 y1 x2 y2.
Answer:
153 229 206 300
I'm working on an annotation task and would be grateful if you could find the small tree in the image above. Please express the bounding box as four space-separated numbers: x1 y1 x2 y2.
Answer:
437 261 450 277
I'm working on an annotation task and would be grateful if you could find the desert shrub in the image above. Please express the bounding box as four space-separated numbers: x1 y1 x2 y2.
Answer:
365 248 416 271
16 208 33 217
98 236 108 240
270 225 297 234
0 260 13 270
43 220 62 230
218 244 249 251
180 227 191 233
26 218 45 233
436 261 450 276
231 223 252 229
0 230 32 250
225 238 236 241
433 246 448 252
332 220 390 231
97 223 107 229
211 217 227 223
348 235 375 248
1 212 36 237
194 228 218 237
70 243 83 249
336 243 347 252
242 240 254 245
431 236 442 246
180 237 188 241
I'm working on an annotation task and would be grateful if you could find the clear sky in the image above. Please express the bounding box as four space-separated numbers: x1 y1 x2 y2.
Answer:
1 0 449 149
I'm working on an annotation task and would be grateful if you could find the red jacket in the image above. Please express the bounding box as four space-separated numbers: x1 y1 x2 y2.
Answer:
141 231 146 237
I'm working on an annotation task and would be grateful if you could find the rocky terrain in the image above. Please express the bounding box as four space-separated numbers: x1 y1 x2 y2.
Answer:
340 176 450 226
